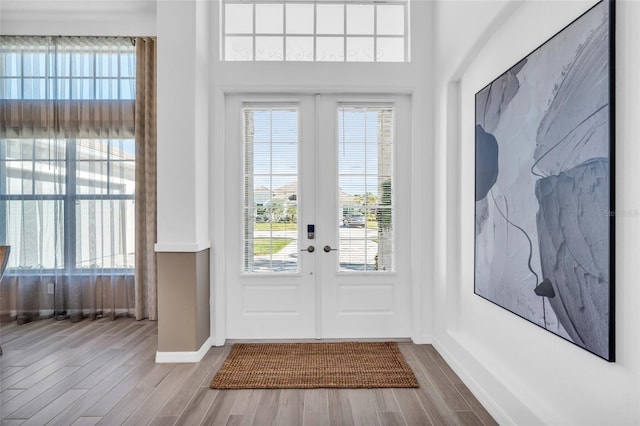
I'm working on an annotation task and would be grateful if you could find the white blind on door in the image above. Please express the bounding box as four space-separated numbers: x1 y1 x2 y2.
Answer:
242 105 299 273
338 104 393 272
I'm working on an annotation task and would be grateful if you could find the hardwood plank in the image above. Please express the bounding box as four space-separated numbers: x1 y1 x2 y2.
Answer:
47 364 137 426
275 389 303 426
228 389 262 426
1 388 24 405
61 323 111 349
157 348 224 417
397 343 416 362
252 389 281 426
0 322 21 343
0 349 29 369
0 419 25 425
201 390 240 426
174 387 217 426
123 363 195 426
3 322 133 392
102 318 136 336
109 323 155 350
54 320 104 337
372 389 401 413
149 416 177 426
0 367 25 382
62 322 143 366
73 331 155 389
2 366 80 418
8 322 97 367
80 359 157 417
454 384 498 426
378 411 407 426
9 326 77 358
198 346 232 387
21 388 88 426
347 389 381 426
454 410 485 426
407 360 457 426
123 339 157 367
94 364 176 424
227 414 248 426
2 321 64 349
302 389 329 426
327 389 354 426
10 362 72 390
11 349 117 392
424 346 464 386
9 350 122 419
71 417 102 426
410 346 471 412
392 389 433 426
1 353 68 390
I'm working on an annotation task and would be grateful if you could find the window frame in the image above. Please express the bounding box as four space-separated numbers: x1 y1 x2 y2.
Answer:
0 138 136 274
336 103 395 272
0 43 136 101
241 103 301 274
0 38 137 274
221 0 410 63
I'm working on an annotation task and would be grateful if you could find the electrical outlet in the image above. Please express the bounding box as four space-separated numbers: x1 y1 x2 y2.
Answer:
47 282 54 294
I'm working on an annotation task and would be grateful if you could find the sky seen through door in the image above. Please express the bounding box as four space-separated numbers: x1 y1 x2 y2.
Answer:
251 109 381 196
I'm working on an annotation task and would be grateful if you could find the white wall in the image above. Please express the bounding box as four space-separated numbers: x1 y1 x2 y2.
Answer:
434 1 640 424
155 0 211 252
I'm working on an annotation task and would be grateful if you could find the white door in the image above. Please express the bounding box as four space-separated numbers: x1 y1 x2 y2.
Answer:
225 94 411 339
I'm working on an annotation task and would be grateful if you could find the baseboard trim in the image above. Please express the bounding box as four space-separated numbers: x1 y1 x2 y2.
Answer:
419 334 433 344
155 336 212 363
432 332 519 426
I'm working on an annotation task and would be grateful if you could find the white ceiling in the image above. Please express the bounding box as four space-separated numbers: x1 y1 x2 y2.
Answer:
0 0 157 19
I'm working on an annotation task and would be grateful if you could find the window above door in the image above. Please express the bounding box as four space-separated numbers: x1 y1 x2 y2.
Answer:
222 0 409 62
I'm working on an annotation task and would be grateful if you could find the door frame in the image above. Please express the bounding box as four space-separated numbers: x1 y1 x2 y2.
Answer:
210 87 424 346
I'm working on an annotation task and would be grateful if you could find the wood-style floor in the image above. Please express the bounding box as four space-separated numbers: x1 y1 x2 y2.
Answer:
0 318 497 425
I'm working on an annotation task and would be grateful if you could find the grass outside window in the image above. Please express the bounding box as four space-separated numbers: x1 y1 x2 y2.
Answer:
253 238 293 255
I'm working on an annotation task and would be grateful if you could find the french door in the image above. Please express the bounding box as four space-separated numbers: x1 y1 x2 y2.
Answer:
225 94 411 339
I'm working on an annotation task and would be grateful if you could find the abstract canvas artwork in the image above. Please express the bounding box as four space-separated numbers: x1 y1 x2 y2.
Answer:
474 0 615 361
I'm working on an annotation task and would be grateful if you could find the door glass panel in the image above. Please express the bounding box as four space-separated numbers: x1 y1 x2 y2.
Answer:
338 105 393 272
243 105 299 273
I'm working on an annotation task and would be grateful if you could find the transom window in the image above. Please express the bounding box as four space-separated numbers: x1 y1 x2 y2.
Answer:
222 0 409 62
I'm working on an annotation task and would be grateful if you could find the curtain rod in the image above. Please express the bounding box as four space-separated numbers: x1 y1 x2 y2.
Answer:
0 35 138 46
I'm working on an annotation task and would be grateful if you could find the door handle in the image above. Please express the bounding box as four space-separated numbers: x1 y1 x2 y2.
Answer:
323 245 338 253
301 245 315 253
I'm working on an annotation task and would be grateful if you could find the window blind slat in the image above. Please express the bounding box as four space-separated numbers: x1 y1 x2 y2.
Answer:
243 105 299 273
338 104 394 272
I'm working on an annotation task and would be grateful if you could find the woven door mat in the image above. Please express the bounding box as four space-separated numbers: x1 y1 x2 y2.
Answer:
210 341 419 389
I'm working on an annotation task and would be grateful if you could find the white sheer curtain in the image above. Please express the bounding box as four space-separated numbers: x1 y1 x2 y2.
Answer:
0 36 137 323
